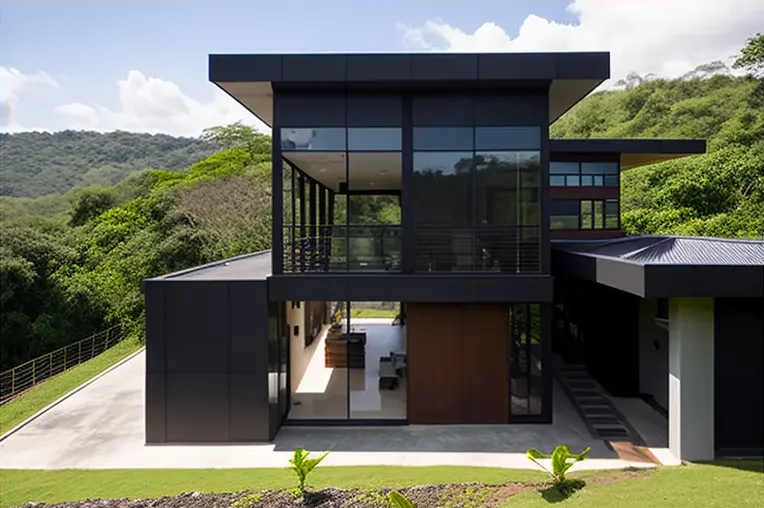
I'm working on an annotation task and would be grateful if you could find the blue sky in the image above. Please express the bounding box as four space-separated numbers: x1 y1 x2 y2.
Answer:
1 0 761 136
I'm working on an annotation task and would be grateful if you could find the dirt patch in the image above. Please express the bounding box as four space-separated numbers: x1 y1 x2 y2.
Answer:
17 475 646 508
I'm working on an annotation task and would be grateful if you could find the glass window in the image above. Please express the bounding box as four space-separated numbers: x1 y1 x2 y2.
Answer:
593 200 604 229
550 162 579 174
605 175 619 187
281 128 346 151
510 304 543 416
550 175 566 187
593 175 604 186
581 175 593 186
413 152 473 225
551 215 579 229
605 199 619 229
413 127 473 150
475 127 540 150
580 200 593 229
582 162 618 175
550 199 579 216
566 175 581 186
348 128 401 151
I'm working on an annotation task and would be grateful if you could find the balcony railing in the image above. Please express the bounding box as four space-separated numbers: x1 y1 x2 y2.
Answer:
282 224 541 273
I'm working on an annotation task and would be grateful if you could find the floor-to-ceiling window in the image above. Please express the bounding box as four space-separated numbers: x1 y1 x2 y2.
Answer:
509 303 544 417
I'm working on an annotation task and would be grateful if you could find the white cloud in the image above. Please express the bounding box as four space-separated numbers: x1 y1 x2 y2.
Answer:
0 67 59 133
398 0 764 83
55 70 268 137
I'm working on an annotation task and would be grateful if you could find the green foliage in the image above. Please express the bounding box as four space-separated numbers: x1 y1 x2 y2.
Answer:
288 448 330 498
69 187 117 226
230 492 263 508
526 445 591 484
733 33 764 77
0 130 217 198
387 490 416 508
553 66 764 239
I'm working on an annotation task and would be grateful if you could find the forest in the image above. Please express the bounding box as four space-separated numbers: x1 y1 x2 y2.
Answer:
0 35 762 371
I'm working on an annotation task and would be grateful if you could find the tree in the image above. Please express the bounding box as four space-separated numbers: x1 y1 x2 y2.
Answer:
733 33 764 78
70 187 117 226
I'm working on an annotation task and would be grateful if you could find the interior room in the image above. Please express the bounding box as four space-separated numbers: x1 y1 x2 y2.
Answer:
287 301 407 421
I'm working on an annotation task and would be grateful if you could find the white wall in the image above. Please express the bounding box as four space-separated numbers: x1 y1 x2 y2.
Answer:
638 299 669 410
668 297 715 461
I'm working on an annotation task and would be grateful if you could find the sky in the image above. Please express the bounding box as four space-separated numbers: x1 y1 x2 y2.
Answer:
1 0 762 137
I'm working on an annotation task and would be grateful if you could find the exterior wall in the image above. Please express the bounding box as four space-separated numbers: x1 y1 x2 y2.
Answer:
286 302 309 391
638 299 669 410
144 279 272 443
714 297 764 457
668 297 715 461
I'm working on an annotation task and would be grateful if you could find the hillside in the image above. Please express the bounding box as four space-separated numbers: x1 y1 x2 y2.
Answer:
552 73 764 238
0 130 217 198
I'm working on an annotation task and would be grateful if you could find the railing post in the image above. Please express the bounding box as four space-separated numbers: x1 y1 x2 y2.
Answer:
92 335 96 359
78 341 82 365
32 360 36 385
49 352 53 378
11 369 15 395
106 328 111 348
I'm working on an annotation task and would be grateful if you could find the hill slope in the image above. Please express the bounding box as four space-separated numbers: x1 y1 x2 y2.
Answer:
552 74 764 238
0 130 217 197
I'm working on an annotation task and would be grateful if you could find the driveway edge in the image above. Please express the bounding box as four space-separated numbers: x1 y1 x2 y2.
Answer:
0 346 146 443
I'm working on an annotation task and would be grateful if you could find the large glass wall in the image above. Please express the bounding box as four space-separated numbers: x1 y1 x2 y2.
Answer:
509 303 543 417
412 126 541 272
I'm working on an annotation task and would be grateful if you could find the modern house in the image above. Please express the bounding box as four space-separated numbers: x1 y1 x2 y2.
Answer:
143 52 764 462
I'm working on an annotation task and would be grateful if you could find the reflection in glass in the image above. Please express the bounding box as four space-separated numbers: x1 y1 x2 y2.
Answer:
475 127 540 150
510 303 543 416
593 200 604 229
413 152 473 225
551 215 579 229
348 128 401 151
605 199 619 229
550 175 566 187
413 127 473 151
281 128 346 151
582 162 619 174
605 175 619 187
566 175 580 186
580 200 593 229
550 162 579 174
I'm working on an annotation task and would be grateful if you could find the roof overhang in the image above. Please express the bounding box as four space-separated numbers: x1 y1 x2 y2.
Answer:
209 52 611 127
552 237 764 298
550 139 707 169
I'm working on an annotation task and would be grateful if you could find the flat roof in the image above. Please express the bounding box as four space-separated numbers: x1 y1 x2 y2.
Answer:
209 52 611 126
553 236 764 298
550 139 706 169
148 251 272 281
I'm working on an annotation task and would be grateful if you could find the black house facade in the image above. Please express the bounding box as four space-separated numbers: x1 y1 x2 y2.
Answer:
143 52 764 462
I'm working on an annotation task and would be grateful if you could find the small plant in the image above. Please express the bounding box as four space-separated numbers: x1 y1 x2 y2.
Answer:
230 492 263 508
288 447 330 498
526 444 591 484
388 490 415 508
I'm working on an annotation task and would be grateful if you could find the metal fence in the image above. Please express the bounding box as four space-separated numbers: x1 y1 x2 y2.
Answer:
0 326 128 405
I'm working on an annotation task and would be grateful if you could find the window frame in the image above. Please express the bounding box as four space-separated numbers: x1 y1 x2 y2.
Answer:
549 161 620 188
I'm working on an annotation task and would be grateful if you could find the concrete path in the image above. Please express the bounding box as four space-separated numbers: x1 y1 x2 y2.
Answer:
0 350 662 471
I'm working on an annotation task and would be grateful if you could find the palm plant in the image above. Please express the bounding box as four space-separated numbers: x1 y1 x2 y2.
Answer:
526 445 591 484
288 448 329 498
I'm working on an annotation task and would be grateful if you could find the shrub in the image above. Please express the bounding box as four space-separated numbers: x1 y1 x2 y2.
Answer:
288 447 329 498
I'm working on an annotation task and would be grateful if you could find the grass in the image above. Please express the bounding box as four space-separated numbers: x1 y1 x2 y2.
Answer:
349 308 398 319
0 461 760 508
0 338 143 435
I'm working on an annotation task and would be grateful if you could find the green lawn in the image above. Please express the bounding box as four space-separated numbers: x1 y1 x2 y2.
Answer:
350 308 398 319
0 338 143 435
0 461 760 508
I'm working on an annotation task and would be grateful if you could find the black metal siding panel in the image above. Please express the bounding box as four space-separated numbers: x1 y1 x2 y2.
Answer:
473 93 547 126
165 373 229 442
229 281 266 373
267 274 554 303
144 281 166 374
412 95 474 125
208 54 283 82
346 95 402 126
275 93 346 127
411 54 478 81
164 281 229 374
645 265 764 298
478 53 556 80
346 54 412 81
555 53 610 79
145 373 166 443
549 139 706 155
282 54 347 82
714 297 764 457
230 373 270 441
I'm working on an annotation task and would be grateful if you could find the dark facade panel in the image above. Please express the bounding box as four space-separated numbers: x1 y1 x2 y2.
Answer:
165 373 229 442
145 373 166 443
230 373 271 442
412 95 474 125
346 94 402 126
411 53 478 81
549 139 706 155
644 265 764 298
144 281 166 374
550 151 620 163
267 274 554 303
550 187 620 200
714 297 764 457
554 53 610 79
282 54 347 82
229 281 268 373
208 54 282 82
164 281 230 374
346 54 412 81
478 53 556 80
474 93 547 126
274 93 346 127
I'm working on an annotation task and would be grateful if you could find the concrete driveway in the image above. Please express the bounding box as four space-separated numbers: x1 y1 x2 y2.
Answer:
0 351 656 470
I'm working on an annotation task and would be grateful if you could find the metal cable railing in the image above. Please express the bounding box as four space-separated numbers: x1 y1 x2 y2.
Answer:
0 326 128 405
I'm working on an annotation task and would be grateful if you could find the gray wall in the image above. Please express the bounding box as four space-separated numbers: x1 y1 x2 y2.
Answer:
714 297 764 457
145 279 272 443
